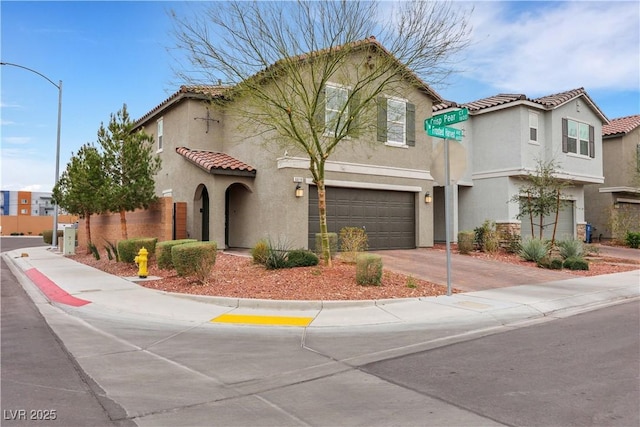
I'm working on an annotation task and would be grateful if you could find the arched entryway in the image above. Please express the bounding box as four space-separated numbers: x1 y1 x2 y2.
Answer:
225 183 252 248
194 184 210 241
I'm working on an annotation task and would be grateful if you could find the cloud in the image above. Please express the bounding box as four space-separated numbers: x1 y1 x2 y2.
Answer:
1 154 56 192
464 2 640 95
1 120 16 126
3 136 32 145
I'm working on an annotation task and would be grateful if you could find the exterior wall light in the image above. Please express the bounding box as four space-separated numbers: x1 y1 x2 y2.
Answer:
295 183 304 198
424 191 432 204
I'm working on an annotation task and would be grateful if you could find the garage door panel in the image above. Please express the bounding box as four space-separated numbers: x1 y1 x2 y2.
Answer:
309 187 415 250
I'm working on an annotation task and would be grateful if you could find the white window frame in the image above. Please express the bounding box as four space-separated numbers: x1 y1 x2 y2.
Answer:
385 97 407 146
529 111 539 143
325 83 349 137
21 199 28 204
157 117 164 152
566 118 590 157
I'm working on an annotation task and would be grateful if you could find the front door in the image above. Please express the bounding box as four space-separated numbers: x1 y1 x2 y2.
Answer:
201 187 210 241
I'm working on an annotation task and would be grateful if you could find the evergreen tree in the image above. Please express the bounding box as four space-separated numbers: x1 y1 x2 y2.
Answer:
98 104 161 239
52 143 107 252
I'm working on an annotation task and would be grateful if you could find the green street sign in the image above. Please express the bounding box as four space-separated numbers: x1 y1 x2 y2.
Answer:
425 108 469 128
425 122 463 141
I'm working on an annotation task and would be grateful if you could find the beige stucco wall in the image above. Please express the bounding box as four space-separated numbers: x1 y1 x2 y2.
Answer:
137 65 437 249
584 127 640 239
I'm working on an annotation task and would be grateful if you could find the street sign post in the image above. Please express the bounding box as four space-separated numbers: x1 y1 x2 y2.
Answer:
425 108 469 296
425 122 463 141
425 107 469 127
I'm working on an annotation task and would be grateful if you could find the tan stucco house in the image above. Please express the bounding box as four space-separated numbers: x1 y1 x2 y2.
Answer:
431 88 608 242
584 115 640 241
134 39 443 250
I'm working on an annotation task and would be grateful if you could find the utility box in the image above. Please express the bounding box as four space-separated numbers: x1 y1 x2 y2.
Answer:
63 227 76 255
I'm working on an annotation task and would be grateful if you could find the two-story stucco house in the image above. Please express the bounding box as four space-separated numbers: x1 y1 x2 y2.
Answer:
584 115 640 241
431 88 608 242
134 38 442 250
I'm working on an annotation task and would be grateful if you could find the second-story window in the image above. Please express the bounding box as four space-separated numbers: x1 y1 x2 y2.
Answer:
157 117 164 151
529 111 538 142
325 84 349 137
377 97 415 146
562 118 594 158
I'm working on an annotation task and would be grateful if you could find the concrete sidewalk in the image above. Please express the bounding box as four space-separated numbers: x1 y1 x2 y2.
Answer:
4 246 639 329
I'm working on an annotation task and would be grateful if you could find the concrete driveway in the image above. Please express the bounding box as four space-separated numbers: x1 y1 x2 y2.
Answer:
376 244 639 293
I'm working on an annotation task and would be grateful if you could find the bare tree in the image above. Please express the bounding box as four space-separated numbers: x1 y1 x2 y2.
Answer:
511 158 571 246
170 0 471 265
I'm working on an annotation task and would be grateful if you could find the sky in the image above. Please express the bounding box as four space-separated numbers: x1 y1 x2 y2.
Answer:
1 1 639 193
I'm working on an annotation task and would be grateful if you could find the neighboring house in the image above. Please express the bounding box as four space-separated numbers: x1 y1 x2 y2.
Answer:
584 115 640 241
432 88 607 243
1 190 55 216
133 39 442 250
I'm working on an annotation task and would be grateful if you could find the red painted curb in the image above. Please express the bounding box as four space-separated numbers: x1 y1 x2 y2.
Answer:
25 268 91 307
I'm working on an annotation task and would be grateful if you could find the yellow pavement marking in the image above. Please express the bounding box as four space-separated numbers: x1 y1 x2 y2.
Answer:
211 313 314 327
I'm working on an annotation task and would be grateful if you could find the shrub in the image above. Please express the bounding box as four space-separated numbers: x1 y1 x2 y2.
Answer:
537 256 563 270
315 232 338 259
118 238 158 263
457 231 475 254
556 238 584 259
519 238 550 263
42 229 63 245
171 241 218 282
250 239 269 265
356 253 383 286
625 232 640 249
265 237 291 270
563 256 589 270
104 240 119 261
339 227 368 263
503 231 522 254
88 242 100 260
157 239 197 270
286 249 319 267
474 220 499 253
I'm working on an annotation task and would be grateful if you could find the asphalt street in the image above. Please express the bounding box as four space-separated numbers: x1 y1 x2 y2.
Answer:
1 238 130 427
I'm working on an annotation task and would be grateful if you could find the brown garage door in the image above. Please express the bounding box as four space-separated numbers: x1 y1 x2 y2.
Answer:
308 187 416 250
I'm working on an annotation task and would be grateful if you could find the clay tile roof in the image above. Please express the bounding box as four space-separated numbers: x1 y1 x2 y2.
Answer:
176 147 256 177
432 100 460 112
462 94 529 112
434 87 608 123
602 114 640 137
135 85 230 128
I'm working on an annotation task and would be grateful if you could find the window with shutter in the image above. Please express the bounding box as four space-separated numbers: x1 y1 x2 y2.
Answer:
562 117 595 158
377 97 415 147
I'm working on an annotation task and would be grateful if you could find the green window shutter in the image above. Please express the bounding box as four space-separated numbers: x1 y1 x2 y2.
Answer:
588 125 595 158
377 97 387 142
314 88 326 133
562 118 568 153
406 103 416 146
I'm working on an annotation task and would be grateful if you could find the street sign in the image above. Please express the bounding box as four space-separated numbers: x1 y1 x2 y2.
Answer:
425 122 463 141
425 108 469 127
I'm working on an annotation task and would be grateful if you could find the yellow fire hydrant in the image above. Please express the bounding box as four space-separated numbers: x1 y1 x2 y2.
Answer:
134 247 148 278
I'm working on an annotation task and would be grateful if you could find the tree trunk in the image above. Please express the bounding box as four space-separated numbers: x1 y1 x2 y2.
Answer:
550 189 561 246
316 180 332 267
119 209 128 240
527 192 534 237
538 213 544 239
85 212 92 254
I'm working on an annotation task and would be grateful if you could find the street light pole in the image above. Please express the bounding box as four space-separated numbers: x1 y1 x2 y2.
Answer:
1 62 63 249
